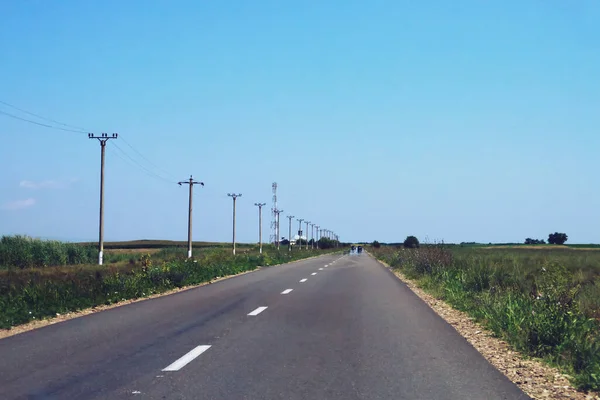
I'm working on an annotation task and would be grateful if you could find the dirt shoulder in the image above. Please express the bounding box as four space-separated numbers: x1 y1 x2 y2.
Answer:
375 257 599 400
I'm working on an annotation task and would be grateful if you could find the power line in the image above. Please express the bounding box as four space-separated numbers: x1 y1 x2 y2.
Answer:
119 135 178 181
0 100 88 131
0 100 180 183
0 110 86 134
110 142 176 185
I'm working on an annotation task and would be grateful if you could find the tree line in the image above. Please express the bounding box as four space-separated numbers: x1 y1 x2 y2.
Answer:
525 232 568 245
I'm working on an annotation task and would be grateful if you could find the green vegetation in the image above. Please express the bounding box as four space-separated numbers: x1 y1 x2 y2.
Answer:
0 236 343 330
0 235 98 268
372 245 600 392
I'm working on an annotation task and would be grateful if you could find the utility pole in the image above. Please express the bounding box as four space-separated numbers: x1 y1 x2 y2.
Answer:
228 193 242 255
310 223 315 249
254 202 267 253
275 209 284 250
305 221 310 250
88 133 118 265
315 225 319 249
296 218 304 249
178 176 204 259
287 215 295 252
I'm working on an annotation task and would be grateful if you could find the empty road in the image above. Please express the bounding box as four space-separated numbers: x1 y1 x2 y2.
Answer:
0 253 529 400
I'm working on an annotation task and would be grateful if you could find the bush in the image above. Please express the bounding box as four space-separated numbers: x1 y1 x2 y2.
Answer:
372 240 381 249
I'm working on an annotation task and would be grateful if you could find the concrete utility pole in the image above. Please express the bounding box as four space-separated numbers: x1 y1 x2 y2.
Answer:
178 176 204 259
305 221 310 250
315 225 319 249
88 133 118 265
254 202 267 253
275 209 284 250
228 193 242 255
310 223 315 249
296 218 304 248
287 215 295 251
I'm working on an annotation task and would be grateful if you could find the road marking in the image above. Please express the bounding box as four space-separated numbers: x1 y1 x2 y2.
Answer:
248 306 268 316
325 264 329 267
319 268 323 270
281 289 293 294
311 272 317 275
162 345 211 372
300 278 307 283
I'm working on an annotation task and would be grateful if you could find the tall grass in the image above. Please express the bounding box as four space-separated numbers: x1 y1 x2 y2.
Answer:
372 246 600 392
0 247 340 330
0 235 98 269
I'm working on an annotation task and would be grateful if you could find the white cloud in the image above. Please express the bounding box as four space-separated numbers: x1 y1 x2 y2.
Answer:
1 198 36 210
19 179 78 190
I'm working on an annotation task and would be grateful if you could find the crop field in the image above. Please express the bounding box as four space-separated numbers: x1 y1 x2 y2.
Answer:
372 245 600 392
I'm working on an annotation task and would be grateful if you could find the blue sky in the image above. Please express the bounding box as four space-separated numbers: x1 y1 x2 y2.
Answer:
1 0 599 244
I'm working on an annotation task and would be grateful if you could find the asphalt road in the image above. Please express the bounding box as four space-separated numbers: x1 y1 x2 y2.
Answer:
0 253 530 400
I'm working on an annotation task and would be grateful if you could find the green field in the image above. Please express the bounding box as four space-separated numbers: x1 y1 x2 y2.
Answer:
372 245 600 392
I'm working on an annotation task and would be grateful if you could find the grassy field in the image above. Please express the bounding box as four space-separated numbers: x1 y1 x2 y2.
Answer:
372 245 600 392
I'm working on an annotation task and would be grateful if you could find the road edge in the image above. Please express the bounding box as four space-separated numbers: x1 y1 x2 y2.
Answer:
370 253 599 400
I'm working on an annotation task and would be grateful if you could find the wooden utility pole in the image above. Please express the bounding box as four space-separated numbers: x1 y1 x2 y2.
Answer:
178 176 204 258
88 133 118 265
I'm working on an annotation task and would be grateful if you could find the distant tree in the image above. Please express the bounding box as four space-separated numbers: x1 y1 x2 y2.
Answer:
318 237 334 249
548 232 568 245
525 238 546 245
372 240 381 249
403 236 420 249
280 239 290 245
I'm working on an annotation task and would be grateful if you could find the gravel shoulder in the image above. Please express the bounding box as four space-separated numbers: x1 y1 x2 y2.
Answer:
375 257 600 400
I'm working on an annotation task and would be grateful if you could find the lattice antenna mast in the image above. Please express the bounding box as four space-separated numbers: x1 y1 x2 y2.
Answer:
270 182 278 245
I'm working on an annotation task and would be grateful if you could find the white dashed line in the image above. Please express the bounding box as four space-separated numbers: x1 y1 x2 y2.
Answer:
162 345 211 372
281 289 293 294
311 272 317 275
300 278 307 283
319 268 323 270
248 306 268 316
